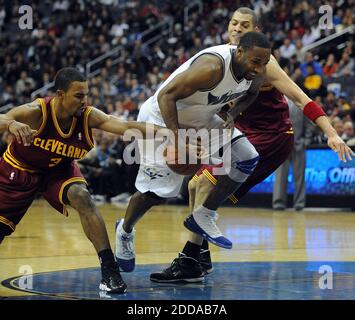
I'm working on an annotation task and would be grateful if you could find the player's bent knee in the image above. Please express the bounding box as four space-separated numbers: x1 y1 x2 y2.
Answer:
197 174 214 193
228 137 260 182
133 191 164 207
67 184 95 211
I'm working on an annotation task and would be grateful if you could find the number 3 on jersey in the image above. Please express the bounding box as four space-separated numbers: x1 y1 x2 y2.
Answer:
49 158 62 167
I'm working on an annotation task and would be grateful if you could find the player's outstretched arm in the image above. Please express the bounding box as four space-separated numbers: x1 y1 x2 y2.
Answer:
0 101 40 146
265 55 312 110
88 107 162 138
265 55 354 162
157 54 224 133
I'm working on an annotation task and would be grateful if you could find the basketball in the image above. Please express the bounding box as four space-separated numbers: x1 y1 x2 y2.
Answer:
163 144 202 176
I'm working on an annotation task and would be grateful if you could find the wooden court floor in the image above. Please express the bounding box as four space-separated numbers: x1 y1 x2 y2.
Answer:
1 199 355 299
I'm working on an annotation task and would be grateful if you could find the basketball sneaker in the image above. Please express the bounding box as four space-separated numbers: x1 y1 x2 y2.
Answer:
99 263 127 293
184 209 232 249
115 219 135 272
200 249 213 275
150 253 205 283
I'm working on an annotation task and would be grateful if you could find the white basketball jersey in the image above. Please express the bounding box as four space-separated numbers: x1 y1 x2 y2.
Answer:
145 45 253 129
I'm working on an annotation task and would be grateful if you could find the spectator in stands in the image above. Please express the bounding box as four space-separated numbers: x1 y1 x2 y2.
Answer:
323 90 339 116
280 38 296 60
333 51 354 77
294 39 304 61
300 52 323 77
338 92 351 112
15 71 36 96
342 8 353 29
1 85 16 106
303 64 323 98
332 117 344 137
112 100 127 119
333 8 344 30
122 96 135 113
301 26 320 46
323 53 339 78
344 40 353 56
342 121 355 142
93 135 122 202
290 67 304 88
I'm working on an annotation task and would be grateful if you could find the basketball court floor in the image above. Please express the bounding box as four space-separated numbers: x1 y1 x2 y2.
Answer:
1 199 355 300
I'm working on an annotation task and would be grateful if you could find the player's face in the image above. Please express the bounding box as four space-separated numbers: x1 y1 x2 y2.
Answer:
62 81 89 117
239 46 271 80
228 12 256 45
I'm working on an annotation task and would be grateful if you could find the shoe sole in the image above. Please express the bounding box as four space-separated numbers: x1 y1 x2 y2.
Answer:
184 215 232 249
150 276 204 283
99 282 127 294
202 267 214 275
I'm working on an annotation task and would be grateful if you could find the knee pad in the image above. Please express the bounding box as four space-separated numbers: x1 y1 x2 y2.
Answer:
224 136 259 182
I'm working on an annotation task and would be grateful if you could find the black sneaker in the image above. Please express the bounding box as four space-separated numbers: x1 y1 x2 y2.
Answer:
150 253 204 283
200 249 213 275
100 263 127 293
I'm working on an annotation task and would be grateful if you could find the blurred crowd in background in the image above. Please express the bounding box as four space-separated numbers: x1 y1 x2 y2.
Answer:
0 0 354 202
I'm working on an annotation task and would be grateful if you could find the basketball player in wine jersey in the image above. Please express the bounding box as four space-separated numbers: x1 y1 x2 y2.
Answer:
0 67 162 293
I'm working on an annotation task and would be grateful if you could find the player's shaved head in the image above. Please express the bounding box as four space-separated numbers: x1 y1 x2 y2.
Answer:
55 67 86 92
239 31 271 51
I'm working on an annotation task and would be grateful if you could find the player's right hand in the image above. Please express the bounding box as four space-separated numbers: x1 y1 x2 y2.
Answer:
327 135 355 162
8 121 36 146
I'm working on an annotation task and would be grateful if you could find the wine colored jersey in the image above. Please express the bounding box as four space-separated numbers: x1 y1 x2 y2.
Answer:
235 87 292 134
3 97 94 172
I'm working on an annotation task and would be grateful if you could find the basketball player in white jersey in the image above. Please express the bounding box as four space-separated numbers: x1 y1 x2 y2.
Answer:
114 32 271 272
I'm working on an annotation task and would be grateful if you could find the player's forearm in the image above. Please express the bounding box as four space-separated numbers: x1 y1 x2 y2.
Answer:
157 94 179 133
0 116 15 133
290 93 311 110
280 82 311 110
267 56 311 110
124 121 161 138
98 116 159 138
314 116 338 138
273 75 336 136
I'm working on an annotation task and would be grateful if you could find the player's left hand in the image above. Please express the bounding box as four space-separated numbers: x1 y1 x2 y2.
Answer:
327 135 355 162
